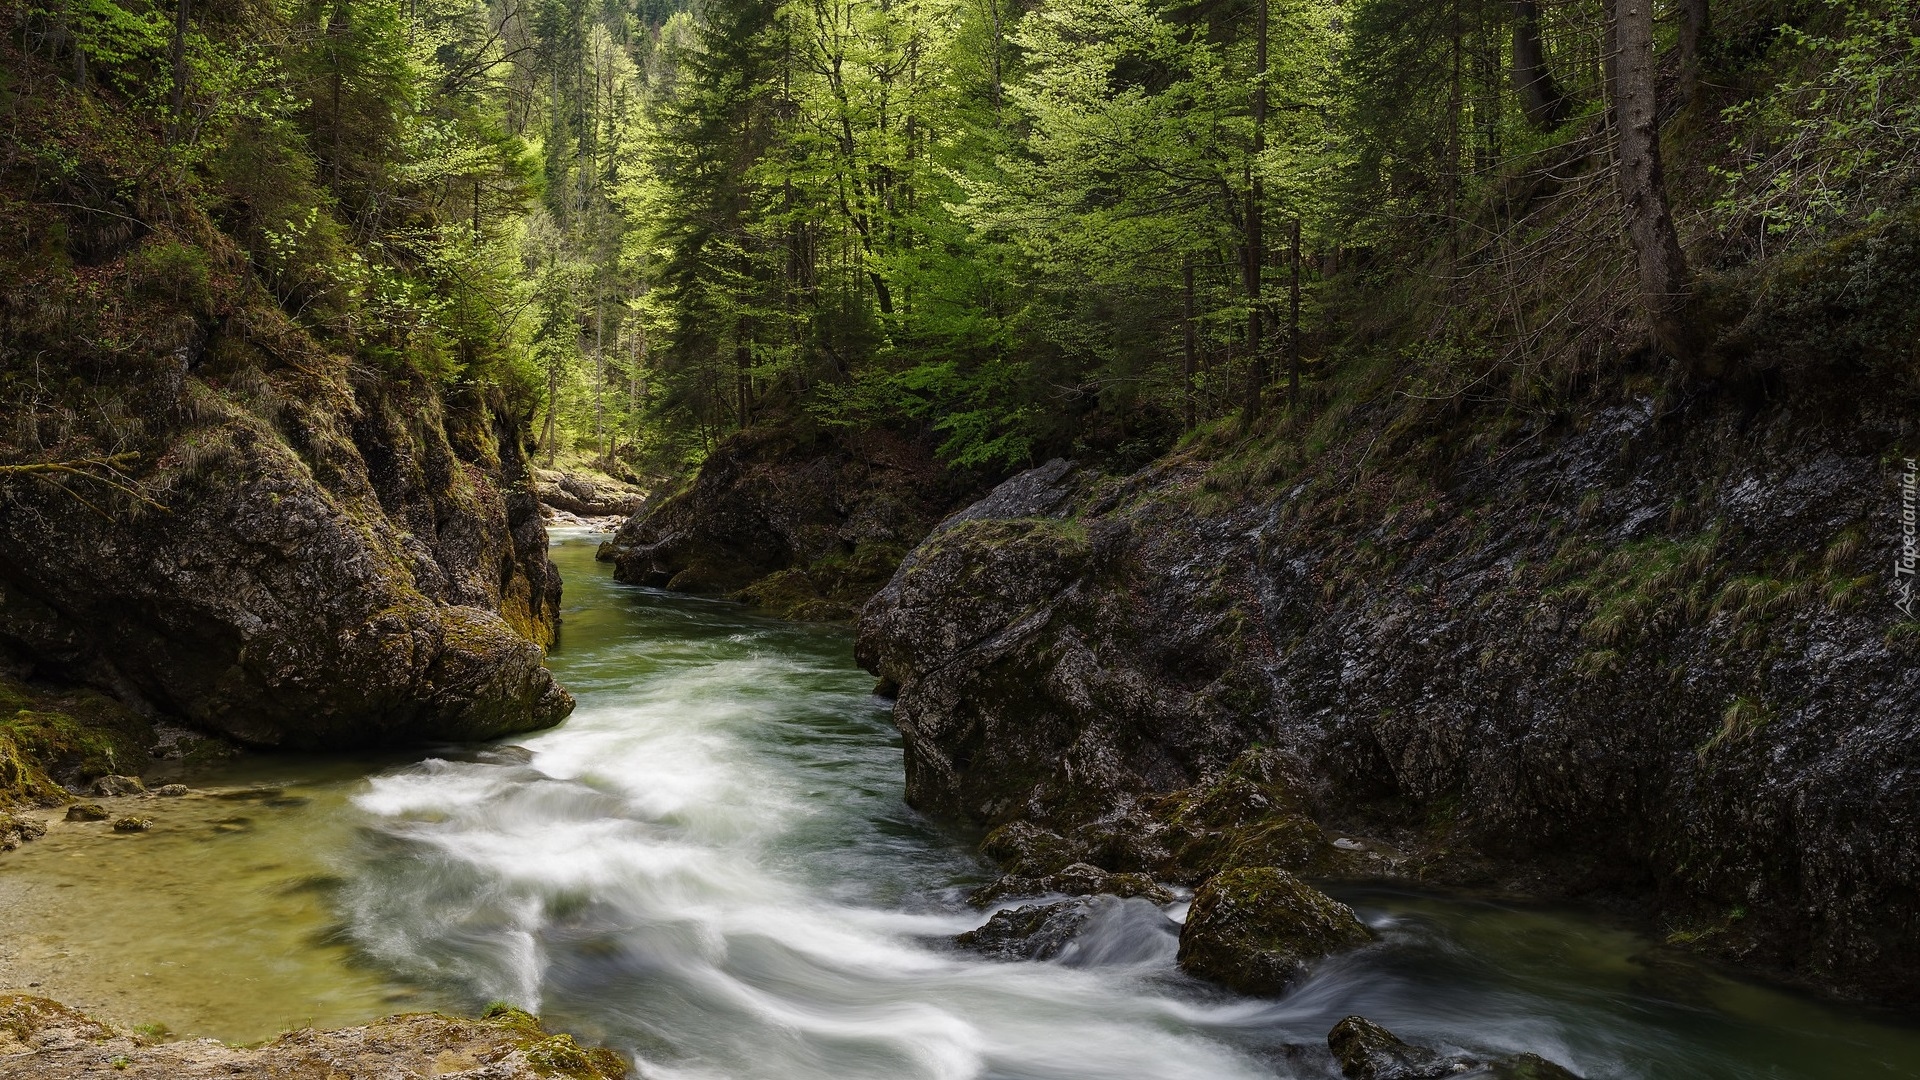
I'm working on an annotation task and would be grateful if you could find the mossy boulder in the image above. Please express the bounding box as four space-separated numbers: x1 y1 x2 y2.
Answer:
1176 868 1373 995
65 803 108 821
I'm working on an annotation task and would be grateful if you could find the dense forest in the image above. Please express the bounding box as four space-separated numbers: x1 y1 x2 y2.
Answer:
10 0 1911 479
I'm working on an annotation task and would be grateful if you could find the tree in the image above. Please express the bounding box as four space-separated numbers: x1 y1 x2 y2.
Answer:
1609 0 1690 361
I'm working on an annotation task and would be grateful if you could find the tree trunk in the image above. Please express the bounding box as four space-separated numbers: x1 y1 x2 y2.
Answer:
1510 0 1567 129
1678 0 1710 100
1243 0 1268 422
169 0 190 140
1609 0 1692 361
1287 218 1301 407
1183 260 1197 430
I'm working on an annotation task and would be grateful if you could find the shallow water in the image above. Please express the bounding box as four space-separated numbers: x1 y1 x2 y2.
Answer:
4 528 1919 1076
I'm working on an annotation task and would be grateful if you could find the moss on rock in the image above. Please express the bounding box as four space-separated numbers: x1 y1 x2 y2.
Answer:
1176 867 1373 995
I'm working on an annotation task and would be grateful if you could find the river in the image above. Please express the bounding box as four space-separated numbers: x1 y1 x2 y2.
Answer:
2 528 1917 1078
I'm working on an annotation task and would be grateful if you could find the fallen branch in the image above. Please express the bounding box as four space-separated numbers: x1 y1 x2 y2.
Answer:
0 453 170 515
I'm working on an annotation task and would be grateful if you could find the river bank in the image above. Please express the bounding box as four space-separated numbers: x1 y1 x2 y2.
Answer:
5 530 1920 1079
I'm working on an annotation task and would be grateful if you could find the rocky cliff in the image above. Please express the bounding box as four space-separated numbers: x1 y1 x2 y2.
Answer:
858 362 1918 1001
0 44 570 756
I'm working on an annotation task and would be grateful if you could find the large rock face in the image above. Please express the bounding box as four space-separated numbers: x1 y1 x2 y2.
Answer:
857 371 1920 1000
0 371 570 748
600 425 984 620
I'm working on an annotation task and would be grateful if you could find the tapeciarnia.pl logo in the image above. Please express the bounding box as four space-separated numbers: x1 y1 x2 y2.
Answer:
1899 458 1918 618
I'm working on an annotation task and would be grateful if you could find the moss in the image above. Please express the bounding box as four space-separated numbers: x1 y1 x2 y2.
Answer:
477 1005 626 1079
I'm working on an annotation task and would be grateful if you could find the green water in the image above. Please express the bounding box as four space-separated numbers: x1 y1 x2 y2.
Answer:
0 529 1916 1079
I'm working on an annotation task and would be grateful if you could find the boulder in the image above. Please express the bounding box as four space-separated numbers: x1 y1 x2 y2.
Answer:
88 775 144 797
0 814 46 851
0 378 570 750
65 803 108 821
600 425 983 619
1176 868 1372 995
534 468 648 518
111 816 153 832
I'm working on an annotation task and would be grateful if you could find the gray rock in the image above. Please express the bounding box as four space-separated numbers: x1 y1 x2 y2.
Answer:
534 468 648 518
855 376 1920 999
88 775 145 797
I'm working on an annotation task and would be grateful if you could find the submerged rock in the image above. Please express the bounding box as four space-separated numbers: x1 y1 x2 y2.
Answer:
0 995 626 1079
1488 1054 1582 1079
110 816 152 833
152 784 190 797
1175 868 1372 995
1324 1016 1584 1080
1327 1016 1465 1079
958 901 1095 961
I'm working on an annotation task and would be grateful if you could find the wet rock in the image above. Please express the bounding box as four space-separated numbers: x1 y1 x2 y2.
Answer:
979 821 1080 876
151 784 190 797
958 901 1095 961
0 814 47 851
1327 1016 1465 1080
969 862 1176 907
1176 868 1372 995
601 425 982 620
110 817 153 832
65 803 109 822
88 775 144 797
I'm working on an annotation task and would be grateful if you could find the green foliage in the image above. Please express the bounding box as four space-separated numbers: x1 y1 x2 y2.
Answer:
1712 0 1920 247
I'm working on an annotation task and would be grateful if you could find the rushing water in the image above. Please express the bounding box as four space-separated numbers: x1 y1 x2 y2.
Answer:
4 528 1920 1077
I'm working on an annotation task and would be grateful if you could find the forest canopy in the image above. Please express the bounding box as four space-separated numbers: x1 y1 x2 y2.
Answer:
8 0 1917 473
